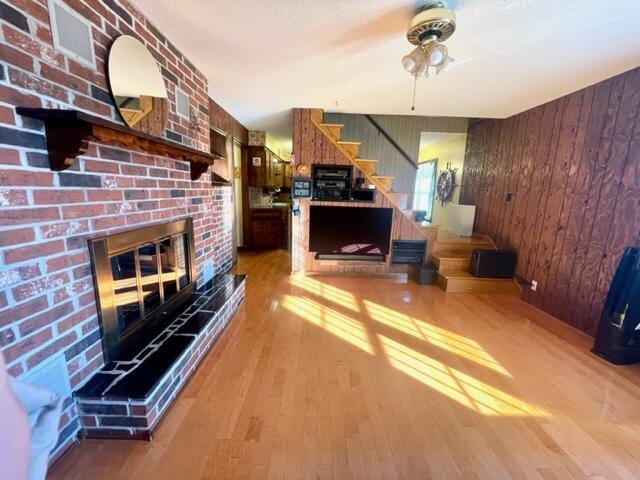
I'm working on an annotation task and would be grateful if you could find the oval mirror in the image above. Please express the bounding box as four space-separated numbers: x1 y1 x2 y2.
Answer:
108 35 168 136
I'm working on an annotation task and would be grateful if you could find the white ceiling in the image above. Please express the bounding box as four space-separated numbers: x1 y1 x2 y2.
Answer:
133 0 640 152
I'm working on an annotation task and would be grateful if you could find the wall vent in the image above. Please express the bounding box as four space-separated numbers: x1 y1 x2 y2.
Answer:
48 0 95 67
176 88 190 119
21 354 71 399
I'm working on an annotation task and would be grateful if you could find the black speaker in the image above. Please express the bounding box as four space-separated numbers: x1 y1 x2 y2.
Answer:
469 249 516 279
593 247 640 365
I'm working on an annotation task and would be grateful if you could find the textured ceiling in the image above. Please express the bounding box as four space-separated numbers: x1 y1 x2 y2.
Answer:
419 132 465 148
133 0 640 152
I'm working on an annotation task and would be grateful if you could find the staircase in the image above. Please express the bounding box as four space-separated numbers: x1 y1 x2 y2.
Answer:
432 231 521 295
309 110 519 295
313 114 438 244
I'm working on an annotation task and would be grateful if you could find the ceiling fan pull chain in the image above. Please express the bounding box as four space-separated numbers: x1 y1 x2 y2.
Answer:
411 74 418 111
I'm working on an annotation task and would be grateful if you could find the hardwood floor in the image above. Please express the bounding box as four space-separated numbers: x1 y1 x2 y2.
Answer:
49 249 640 480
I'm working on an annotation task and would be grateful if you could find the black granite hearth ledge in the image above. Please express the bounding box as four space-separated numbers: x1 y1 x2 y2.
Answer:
76 274 246 402
196 273 246 296
76 273 246 439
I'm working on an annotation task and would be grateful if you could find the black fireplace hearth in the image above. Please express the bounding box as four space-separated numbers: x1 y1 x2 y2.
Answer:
75 272 246 439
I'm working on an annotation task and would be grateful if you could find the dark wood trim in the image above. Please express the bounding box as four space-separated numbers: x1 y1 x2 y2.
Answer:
209 98 249 145
16 108 224 181
241 146 252 249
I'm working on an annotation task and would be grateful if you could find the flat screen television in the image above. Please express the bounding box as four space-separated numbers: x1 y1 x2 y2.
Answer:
309 206 393 259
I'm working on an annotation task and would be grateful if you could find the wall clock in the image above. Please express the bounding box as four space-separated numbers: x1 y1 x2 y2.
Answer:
296 164 310 176
436 162 458 206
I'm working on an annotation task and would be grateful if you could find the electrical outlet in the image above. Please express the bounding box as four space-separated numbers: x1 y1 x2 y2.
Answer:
531 280 538 291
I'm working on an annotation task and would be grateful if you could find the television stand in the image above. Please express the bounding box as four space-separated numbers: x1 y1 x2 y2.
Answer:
315 253 385 262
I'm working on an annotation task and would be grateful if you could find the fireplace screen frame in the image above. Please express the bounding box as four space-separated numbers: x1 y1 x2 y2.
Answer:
88 218 197 362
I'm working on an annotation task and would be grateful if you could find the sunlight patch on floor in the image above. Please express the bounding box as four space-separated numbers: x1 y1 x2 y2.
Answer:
378 335 549 417
281 294 372 354
364 300 511 376
289 275 361 312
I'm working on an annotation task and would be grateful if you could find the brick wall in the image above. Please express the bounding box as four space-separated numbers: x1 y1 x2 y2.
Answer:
0 0 210 149
0 0 233 458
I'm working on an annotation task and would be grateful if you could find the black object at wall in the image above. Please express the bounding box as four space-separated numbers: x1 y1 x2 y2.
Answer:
469 249 516 279
391 240 426 265
311 164 352 201
593 247 640 365
411 263 437 285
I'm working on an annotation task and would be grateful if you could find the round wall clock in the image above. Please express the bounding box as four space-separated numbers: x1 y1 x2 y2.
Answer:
296 164 310 176
436 162 458 206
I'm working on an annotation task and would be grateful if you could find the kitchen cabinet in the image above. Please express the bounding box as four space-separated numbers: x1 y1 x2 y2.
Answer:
247 146 291 188
248 146 267 187
283 162 292 188
249 208 287 249
210 128 233 185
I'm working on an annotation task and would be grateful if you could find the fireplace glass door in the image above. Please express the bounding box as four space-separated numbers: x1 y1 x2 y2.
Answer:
90 218 196 361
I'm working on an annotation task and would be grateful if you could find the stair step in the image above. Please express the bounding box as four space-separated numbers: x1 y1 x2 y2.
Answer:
353 158 378 176
436 269 521 295
419 224 440 242
386 192 410 210
432 244 495 256
319 123 344 141
432 252 470 270
371 175 393 192
431 233 496 255
336 140 361 157
436 231 495 245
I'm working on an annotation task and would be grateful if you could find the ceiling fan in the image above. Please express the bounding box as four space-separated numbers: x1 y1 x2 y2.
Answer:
401 2 458 110
402 3 456 76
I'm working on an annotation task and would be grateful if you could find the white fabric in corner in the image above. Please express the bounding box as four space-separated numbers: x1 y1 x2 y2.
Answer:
10 377 62 480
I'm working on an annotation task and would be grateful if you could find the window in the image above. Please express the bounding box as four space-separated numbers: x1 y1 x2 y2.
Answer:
176 88 190 119
413 159 437 222
48 0 95 68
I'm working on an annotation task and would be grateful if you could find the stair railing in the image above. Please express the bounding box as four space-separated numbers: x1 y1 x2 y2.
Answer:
364 114 418 170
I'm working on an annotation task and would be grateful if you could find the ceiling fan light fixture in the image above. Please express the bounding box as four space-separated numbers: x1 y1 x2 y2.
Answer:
436 55 455 74
402 45 424 73
402 3 457 76
404 2 458 110
415 57 429 78
424 40 448 67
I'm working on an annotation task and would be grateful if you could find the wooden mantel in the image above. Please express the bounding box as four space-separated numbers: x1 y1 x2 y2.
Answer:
16 108 224 181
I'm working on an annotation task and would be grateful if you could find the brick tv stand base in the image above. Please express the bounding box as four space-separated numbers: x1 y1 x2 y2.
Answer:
74 274 245 439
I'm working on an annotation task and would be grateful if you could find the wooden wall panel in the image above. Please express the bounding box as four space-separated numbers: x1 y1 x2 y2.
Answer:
461 67 640 335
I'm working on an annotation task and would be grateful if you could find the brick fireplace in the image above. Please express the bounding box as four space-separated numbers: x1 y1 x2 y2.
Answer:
0 0 241 460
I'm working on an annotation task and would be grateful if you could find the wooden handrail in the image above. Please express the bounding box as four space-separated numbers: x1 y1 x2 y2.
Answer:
364 114 418 170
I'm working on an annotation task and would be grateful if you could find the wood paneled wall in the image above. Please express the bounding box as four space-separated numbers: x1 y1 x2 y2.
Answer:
461 67 640 335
